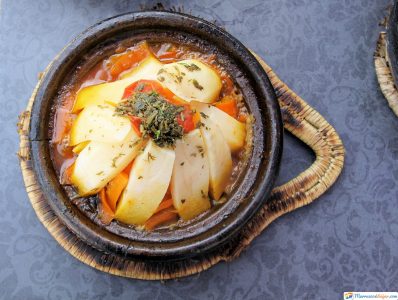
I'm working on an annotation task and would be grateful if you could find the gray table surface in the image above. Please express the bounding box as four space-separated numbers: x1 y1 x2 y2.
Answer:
1 0 397 299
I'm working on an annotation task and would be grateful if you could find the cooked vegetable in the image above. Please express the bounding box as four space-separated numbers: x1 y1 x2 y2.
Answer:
69 104 131 146
105 172 129 211
214 95 238 118
108 42 152 79
70 130 143 196
144 208 178 231
192 101 246 152
199 118 232 200
73 56 163 112
72 141 90 154
171 129 211 220
157 59 222 103
155 197 174 213
54 40 251 230
115 140 175 225
98 188 114 225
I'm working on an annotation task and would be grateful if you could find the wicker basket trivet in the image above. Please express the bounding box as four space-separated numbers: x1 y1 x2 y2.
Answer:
17 53 345 280
375 31 398 116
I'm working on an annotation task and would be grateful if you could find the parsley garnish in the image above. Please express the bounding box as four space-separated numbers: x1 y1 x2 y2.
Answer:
192 79 204 90
115 91 184 147
179 62 201 71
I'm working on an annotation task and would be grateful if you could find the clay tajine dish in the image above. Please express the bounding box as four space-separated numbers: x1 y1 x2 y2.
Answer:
28 11 283 260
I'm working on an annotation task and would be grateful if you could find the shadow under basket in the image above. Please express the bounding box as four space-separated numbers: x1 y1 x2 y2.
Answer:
17 53 345 280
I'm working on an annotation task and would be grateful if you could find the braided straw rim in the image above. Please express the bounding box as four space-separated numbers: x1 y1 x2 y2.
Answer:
374 32 398 117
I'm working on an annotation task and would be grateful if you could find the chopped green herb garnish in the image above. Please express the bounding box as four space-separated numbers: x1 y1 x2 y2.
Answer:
96 171 104 176
147 152 156 161
192 79 204 90
200 112 208 119
196 121 204 129
111 153 125 168
115 91 184 147
179 62 201 71
197 145 204 157
135 83 145 92
129 139 141 148
138 176 143 179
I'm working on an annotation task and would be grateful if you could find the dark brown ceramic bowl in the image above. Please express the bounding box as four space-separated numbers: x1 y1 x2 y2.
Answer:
29 11 282 260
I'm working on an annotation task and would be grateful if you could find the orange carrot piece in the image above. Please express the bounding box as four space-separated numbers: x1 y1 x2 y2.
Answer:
105 172 129 211
158 51 178 59
108 42 151 79
237 113 248 123
155 198 174 213
123 161 134 175
144 209 178 231
98 189 114 225
192 110 201 128
214 96 238 118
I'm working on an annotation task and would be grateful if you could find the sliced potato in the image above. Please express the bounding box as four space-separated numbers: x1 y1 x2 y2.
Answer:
115 141 175 225
70 130 143 196
171 129 210 220
158 59 222 103
199 118 232 200
192 101 246 152
72 56 163 112
69 104 131 146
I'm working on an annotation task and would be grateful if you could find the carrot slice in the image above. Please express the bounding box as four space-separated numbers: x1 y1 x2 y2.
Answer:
123 161 134 175
144 209 178 231
237 113 248 123
214 96 238 118
105 172 129 211
108 42 151 79
158 51 178 59
98 188 114 225
155 198 174 213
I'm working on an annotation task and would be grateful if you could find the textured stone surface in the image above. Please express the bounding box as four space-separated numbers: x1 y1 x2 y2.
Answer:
1 0 397 298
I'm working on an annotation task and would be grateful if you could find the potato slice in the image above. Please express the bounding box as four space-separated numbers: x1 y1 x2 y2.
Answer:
158 59 222 103
69 104 131 146
192 101 246 152
171 129 211 220
199 118 232 200
72 56 163 112
70 130 143 196
115 140 175 225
